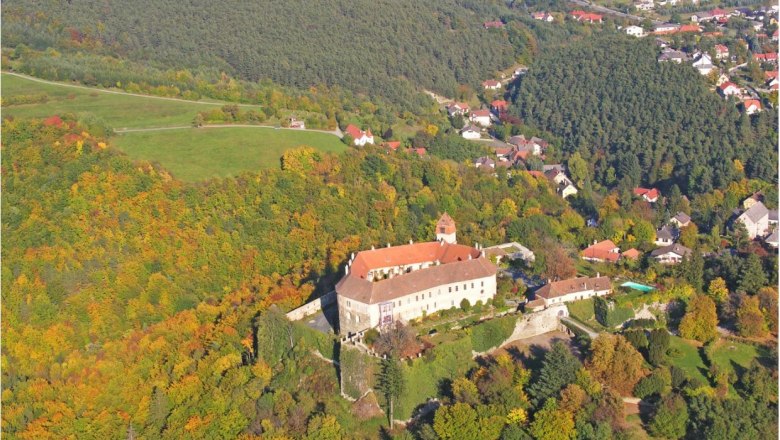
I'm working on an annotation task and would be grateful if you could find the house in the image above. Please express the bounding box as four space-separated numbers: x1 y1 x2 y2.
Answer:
692 53 715 75
714 44 729 60
622 248 641 260
491 99 509 114
483 242 535 264
469 109 492 127
718 81 741 97
658 48 688 63
716 74 731 86
625 25 646 37
484 20 504 29
634 187 660 203
691 8 729 22
753 53 778 64
345 124 375 146
509 135 547 155
655 225 678 246
407 147 427 157
289 117 305 129
474 156 496 169
581 240 621 263
535 276 612 306
654 23 680 35
532 12 555 22
559 184 579 199
545 168 572 186
742 99 762 115
677 24 702 33
670 212 692 228
446 102 470 117
651 243 692 264
482 80 502 90
635 1 654 11
336 216 496 334
736 201 770 239
766 230 779 248
461 125 481 140
571 11 603 23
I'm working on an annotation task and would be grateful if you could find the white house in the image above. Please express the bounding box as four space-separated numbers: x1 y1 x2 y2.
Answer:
737 201 770 239
714 44 729 60
670 212 692 228
559 184 579 199
625 25 646 37
469 109 493 127
482 80 502 90
345 124 375 146
718 81 741 97
650 243 692 264
742 99 762 115
692 53 715 75
336 216 496 335
655 225 677 246
461 125 482 140
635 2 654 11
447 102 470 117
535 276 611 307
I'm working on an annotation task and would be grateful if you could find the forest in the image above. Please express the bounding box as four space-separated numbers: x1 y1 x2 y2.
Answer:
3 0 519 102
509 35 778 196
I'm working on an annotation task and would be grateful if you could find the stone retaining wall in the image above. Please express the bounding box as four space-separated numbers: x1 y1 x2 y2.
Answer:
285 291 336 321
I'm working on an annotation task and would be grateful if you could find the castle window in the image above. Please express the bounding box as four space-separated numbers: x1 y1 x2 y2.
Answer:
481 281 484 287
428 292 431 298
455 286 458 292
471 283 474 289
463 284 466 290
356 315 360 323
449 287 452 293
347 300 351 307
416 295 418 301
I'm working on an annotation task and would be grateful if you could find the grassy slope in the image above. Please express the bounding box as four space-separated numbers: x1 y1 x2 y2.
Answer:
2 73 345 181
114 127 345 182
1 73 234 128
668 336 709 384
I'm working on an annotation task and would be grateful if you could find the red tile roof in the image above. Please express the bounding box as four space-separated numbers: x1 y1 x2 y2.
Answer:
582 240 620 262
345 124 366 139
714 44 729 53
634 187 660 200
678 24 702 33
436 213 456 235
536 276 612 299
384 141 401 151
491 99 508 110
621 248 641 260
754 52 778 61
743 99 761 110
527 170 545 178
471 109 491 117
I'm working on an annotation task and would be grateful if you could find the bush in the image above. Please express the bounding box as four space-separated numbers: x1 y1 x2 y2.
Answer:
363 328 380 346
594 297 634 328
626 318 657 329
460 298 471 312
470 315 517 352
623 329 648 350
634 368 671 399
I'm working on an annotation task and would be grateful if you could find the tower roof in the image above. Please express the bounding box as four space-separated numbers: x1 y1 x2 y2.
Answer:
436 213 456 234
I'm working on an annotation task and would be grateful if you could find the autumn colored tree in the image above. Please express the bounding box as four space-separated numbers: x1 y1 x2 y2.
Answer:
586 334 647 396
529 399 575 440
707 277 729 305
756 287 778 334
433 403 481 440
679 223 699 248
736 294 768 338
373 322 419 358
679 295 718 342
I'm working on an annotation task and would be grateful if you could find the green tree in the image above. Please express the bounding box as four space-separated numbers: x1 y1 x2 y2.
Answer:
647 329 670 366
376 358 405 429
527 342 581 405
433 403 480 440
679 295 718 342
649 394 689 439
529 399 575 440
707 277 729 305
737 254 768 295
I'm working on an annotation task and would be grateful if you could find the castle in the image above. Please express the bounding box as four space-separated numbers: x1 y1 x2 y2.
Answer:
336 214 497 335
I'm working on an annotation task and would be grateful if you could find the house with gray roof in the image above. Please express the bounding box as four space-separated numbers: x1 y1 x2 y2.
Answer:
736 201 770 239
670 212 692 228
651 243 692 264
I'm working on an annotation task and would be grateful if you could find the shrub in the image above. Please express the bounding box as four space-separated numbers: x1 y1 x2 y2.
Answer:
460 298 471 312
470 315 517 352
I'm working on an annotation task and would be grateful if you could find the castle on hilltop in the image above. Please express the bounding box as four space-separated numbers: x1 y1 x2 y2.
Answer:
336 214 497 335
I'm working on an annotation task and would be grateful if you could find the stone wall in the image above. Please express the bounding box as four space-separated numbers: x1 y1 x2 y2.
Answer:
505 304 569 341
285 291 336 321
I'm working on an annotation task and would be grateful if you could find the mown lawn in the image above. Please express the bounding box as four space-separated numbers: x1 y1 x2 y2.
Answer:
709 339 765 372
567 298 595 322
667 336 709 384
2 73 236 129
113 127 345 181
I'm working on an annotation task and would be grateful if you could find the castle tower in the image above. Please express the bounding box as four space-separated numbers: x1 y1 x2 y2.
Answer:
435 213 457 244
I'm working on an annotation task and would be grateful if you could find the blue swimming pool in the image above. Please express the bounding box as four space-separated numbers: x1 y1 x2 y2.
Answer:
621 281 655 292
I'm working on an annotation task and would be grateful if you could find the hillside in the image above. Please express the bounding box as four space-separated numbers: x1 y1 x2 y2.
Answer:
509 35 778 195
3 0 520 100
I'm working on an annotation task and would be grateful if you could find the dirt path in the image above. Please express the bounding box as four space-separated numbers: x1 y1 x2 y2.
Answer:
114 123 343 138
3 71 261 108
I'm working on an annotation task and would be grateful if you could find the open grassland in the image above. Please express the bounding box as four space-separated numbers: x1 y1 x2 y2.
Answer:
1 73 238 129
667 336 709 384
709 339 766 372
113 127 345 182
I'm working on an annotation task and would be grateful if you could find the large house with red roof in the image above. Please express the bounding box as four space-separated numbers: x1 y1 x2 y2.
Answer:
634 187 660 203
570 10 603 23
581 240 621 263
753 52 778 64
482 80 502 90
336 215 497 334
344 124 375 146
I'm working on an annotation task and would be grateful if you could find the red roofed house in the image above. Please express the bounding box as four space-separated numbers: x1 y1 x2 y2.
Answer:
336 215 497 334
345 124 375 146
491 99 509 114
482 80 502 90
527 170 545 179
677 24 702 33
484 20 504 29
622 248 641 260
581 240 621 263
742 99 762 115
532 12 555 22
407 147 427 157
470 109 493 127
573 12 603 23
447 102 470 117
718 81 741 97
714 44 729 59
535 276 612 306
754 52 778 64
634 187 660 203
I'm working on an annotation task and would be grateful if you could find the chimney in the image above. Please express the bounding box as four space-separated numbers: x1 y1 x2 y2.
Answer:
345 266 349 275
468 254 472 260
596 272 600 278
593 240 597 245
440 240 444 246
410 239 413 245
371 245 375 250
351 252 355 261
481 250 485 258
387 243 390 248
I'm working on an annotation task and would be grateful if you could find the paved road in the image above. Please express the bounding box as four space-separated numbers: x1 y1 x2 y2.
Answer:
3 71 262 108
115 123 343 138
570 0 662 24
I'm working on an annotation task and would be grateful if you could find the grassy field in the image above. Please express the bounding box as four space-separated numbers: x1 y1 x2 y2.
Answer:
1 73 239 129
667 336 709 384
114 127 345 182
709 339 766 372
